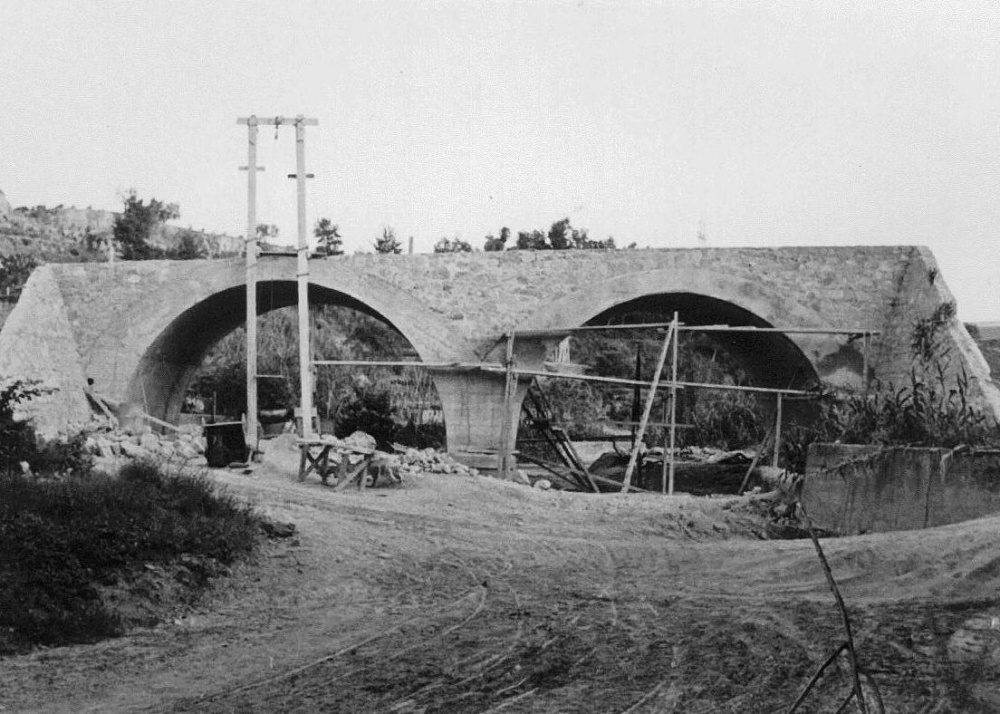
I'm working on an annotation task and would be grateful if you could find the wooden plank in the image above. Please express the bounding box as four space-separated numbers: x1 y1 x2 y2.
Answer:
516 324 881 336
136 410 182 433
517 453 654 493
738 424 775 495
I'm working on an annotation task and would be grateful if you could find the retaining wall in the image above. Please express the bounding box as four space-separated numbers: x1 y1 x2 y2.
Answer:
802 443 1000 535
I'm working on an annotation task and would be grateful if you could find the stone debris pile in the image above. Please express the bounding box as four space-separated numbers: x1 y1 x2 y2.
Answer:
391 445 480 478
82 424 206 461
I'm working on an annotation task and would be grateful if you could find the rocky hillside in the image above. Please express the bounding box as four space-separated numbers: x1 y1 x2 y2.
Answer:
0 188 243 262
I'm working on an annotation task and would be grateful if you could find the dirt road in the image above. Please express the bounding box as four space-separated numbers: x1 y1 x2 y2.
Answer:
3 442 1000 712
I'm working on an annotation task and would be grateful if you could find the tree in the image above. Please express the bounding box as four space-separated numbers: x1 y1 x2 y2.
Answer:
254 224 281 252
483 227 509 252
256 224 279 241
313 218 343 257
516 229 548 250
515 218 622 251
0 254 38 296
374 226 402 254
113 191 179 260
165 228 208 260
548 218 572 250
433 236 473 253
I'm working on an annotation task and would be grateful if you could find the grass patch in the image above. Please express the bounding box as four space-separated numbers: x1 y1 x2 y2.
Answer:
0 459 265 655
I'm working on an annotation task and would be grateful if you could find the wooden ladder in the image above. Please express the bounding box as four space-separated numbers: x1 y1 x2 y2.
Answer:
519 380 600 493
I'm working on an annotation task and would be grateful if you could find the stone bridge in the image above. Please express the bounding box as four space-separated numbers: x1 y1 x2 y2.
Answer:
1 246 996 465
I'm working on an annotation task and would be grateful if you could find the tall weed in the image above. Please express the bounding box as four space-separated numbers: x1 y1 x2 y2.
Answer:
781 368 997 473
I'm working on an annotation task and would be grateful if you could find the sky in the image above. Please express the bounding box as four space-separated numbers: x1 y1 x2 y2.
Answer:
1 1 999 320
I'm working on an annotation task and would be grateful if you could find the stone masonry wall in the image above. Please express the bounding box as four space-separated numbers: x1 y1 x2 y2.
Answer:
1 245 997 436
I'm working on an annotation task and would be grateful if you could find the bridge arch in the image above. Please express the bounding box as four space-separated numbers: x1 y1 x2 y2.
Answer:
521 266 839 390
125 276 457 427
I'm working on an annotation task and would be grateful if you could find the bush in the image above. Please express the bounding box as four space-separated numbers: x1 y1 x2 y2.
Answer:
679 389 766 450
781 369 999 473
335 383 398 448
29 432 94 477
0 460 264 654
0 379 43 475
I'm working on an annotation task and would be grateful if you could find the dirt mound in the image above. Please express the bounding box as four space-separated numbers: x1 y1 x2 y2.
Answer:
3 462 1000 713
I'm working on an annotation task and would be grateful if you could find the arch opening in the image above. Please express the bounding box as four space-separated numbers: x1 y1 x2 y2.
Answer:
127 281 445 449
582 292 820 391
517 292 821 493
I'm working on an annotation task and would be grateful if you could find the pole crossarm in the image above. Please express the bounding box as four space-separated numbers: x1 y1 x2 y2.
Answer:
238 116 318 126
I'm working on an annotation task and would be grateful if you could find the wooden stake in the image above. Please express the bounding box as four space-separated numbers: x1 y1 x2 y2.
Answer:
621 322 675 493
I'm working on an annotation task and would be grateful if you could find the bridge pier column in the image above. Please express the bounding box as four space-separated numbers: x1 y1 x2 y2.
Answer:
430 368 530 475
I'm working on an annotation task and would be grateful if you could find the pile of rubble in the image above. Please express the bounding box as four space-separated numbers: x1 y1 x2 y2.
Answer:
390 445 480 478
81 423 206 461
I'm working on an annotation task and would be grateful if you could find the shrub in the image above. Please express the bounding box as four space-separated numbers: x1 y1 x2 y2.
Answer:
335 383 398 447
0 460 264 654
0 379 43 475
29 432 94 477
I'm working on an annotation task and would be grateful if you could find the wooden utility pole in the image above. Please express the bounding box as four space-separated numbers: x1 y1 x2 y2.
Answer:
292 116 318 439
237 115 318 443
238 116 264 449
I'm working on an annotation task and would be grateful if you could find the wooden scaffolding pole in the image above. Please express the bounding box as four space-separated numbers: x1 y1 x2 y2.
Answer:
497 331 517 479
667 311 679 495
772 391 783 468
620 320 675 493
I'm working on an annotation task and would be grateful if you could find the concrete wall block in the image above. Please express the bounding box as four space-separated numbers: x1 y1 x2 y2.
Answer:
926 451 1000 528
805 444 1000 535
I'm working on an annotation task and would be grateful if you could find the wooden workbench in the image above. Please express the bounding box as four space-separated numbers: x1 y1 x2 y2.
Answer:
296 437 376 490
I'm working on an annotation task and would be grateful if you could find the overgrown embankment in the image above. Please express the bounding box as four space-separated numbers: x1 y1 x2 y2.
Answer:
0 381 274 655
0 460 269 655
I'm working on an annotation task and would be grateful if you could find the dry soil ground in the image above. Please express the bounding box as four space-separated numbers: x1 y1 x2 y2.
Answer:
4 440 1000 713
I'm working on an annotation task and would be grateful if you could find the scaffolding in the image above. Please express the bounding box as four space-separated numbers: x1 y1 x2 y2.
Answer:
304 321 879 495
492 321 880 495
